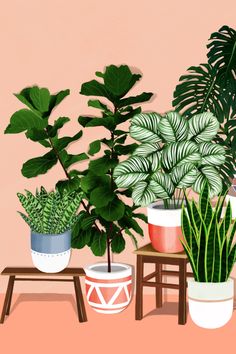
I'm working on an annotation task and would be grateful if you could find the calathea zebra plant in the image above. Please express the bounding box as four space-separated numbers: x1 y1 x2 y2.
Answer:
114 111 225 207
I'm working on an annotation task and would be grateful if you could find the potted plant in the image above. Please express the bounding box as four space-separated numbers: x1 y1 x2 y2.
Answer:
173 25 236 189
5 65 153 313
17 187 82 273
181 182 236 329
114 111 225 253
75 65 153 314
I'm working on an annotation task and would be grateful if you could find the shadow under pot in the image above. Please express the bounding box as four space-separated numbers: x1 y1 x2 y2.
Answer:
31 230 71 273
84 263 132 314
147 201 184 253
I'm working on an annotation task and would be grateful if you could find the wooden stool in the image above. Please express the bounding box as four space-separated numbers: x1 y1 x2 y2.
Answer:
134 243 193 325
0 267 87 324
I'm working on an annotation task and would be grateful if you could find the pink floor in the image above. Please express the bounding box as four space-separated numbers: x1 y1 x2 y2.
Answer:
0 294 235 353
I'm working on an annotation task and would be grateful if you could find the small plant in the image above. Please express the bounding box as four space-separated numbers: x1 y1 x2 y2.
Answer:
181 182 236 282
17 187 83 234
114 111 225 207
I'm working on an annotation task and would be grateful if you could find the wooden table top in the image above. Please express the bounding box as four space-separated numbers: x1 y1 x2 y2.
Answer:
134 243 188 259
1 267 85 277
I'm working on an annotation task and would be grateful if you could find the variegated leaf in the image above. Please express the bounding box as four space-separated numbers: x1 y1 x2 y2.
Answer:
133 143 161 171
129 112 162 143
151 172 175 199
188 112 220 143
132 181 157 206
162 141 201 170
171 163 199 188
193 166 222 197
199 142 225 166
157 111 188 142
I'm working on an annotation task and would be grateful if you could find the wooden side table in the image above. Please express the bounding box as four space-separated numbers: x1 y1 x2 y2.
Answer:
0 267 87 324
134 244 193 325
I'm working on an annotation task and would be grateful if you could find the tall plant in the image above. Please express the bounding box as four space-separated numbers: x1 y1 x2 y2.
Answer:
173 25 236 185
114 111 225 207
5 64 153 272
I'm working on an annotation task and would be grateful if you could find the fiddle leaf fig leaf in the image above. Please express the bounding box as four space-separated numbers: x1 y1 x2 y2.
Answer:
91 231 107 256
111 234 126 253
88 140 101 156
53 131 83 151
118 92 153 108
29 86 50 113
5 109 47 134
89 156 118 176
104 65 134 97
21 150 58 178
90 186 115 208
48 89 70 114
48 117 70 137
96 198 125 221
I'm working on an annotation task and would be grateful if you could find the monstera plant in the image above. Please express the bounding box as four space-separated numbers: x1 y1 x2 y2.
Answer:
114 111 225 253
173 25 236 185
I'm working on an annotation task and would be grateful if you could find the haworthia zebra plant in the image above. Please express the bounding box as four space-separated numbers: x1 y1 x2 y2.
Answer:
114 111 225 207
17 187 83 234
181 182 236 282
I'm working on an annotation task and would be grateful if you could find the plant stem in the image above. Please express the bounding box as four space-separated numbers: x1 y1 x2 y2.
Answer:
107 224 112 273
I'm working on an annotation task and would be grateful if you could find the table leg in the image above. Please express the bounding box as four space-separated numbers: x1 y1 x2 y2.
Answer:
0 276 15 324
178 260 187 325
135 255 144 320
73 276 87 323
155 263 162 308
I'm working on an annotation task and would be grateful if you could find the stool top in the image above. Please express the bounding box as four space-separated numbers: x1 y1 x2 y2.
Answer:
134 243 188 259
1 267 85 276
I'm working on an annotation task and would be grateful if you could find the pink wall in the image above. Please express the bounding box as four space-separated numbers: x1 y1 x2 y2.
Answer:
0 0 235 293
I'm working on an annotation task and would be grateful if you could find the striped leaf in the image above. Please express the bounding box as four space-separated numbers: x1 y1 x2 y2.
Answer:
131 181 157 206
171 163 198 188
212 224 222 282
157 111 188 142
193 166 222 197
151 172 175 199
197 220 208 281
206 212 217 281
113 156 150 188
133 143 161 171
129 112 162 143
162 141 200 171
188 112 220 143
199 142 225 166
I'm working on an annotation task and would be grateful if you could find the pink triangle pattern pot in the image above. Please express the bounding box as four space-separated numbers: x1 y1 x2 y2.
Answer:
84 263 132 314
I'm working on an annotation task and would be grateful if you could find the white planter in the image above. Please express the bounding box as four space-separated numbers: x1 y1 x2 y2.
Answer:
31 230 71 273
85 263 132 314
147 201 184 253
188 278 234 329
226 194 236 219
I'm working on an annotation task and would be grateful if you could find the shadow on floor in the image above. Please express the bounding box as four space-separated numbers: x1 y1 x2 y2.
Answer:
143 301 188 318
9 293 77 315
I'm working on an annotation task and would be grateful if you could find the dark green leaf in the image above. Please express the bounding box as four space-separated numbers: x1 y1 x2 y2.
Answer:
133 213 148 223
88 99 111 112
48 89 70 114
78 115 116 130
80 172 110 193
53 131 83 151
89 156 118 176
48 117 70 137
80 80 110 99
96 198 125 221
90 186 115 208
111 234 126 253
91 231 107 256
118 92 153 108
21 150 58 178
26 128 48 141
114 143 138 155
29 86 50 113
56 177 81 193
104 65 134 97
88 140 101 156
5 109 47 134
60 150 88 169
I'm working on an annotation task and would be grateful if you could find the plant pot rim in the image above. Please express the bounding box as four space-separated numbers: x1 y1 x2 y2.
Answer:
84 262 132 279
147 200 185 211
31 229 71 237
187 278 233 285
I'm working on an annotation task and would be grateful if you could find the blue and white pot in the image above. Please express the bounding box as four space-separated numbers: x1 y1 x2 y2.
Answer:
31 230 71 273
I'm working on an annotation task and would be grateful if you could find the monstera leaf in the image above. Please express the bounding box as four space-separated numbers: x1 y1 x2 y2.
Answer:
207 25 236 90
173 64 228 123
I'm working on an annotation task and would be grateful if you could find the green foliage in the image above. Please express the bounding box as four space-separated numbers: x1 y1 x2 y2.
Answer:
17 187 83 234
114 111 225 207
172 25 236 185
5 86 86 179
181 182 236 282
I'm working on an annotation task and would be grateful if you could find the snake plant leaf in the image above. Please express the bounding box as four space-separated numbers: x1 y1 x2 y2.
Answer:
5 109 47 134
212 224 222 282
173 64 228 123
199 142 225 166
199 181 210 219
157 111 189 142
197 219 208 281
132 143 161 171
188 112 220 143
170 163 199 188
131 181 157 206
162 141 200 171
181 204 192 248
114 156 150 188
29 86 50 113
228 220 236 252
193 166 222 198
129 112 162 143
206 211 217 282
181 241 199 281
21 150 58 178
223 200 232 236
207 26 236 88
220 239 228 282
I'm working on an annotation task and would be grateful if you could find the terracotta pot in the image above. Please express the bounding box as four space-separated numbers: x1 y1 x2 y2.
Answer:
188 278 234 329
147 201 184 253
84 263 132 314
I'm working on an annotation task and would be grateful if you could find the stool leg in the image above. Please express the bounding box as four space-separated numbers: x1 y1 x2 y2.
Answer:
6 276 15 316
135 255 143 320
155 263 162 308
178 260 187 325
73 276 87 323
0 276 15 324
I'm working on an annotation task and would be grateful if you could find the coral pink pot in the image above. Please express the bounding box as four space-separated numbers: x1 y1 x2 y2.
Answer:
147 202 184 253
84 263 132 314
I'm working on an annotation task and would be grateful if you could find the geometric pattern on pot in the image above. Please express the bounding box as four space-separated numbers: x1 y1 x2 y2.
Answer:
85 276 132 314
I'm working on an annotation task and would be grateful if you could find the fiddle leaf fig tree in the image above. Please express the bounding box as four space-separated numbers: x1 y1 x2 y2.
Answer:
5 64 153 272
72 64 153 272
114 111 225 207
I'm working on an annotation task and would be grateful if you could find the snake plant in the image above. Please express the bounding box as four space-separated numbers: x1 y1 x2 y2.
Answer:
114 111 225 207
17 187 83 234
181 182 236 282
